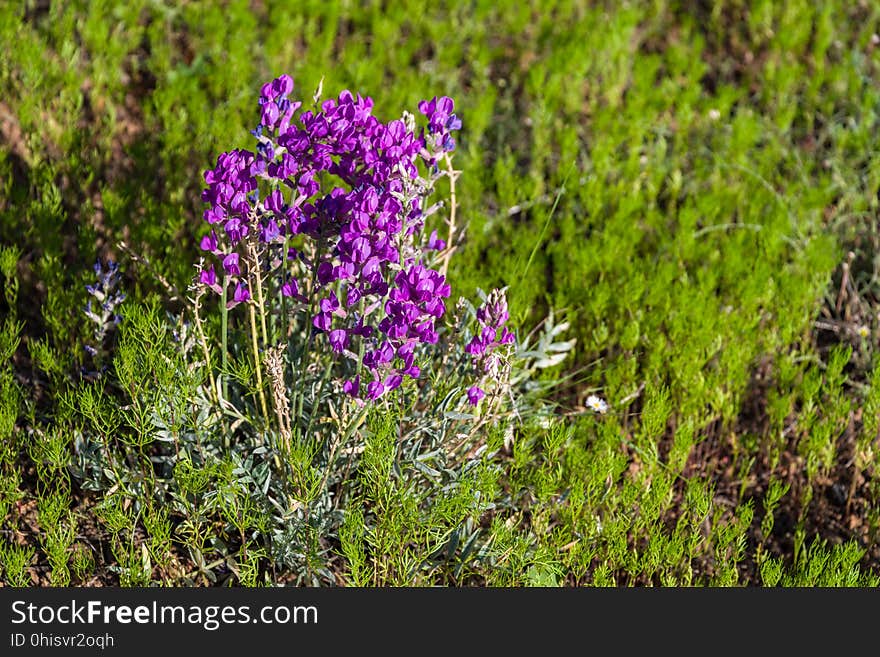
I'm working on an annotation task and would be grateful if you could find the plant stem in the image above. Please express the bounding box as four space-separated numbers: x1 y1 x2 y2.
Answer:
192 287 218 404
438 152 459 279
281 236 290 338
220 276 229 401
249 301 269 424
249 241 279 434
294 239 325 428
250 242 270 347
295 331 312 428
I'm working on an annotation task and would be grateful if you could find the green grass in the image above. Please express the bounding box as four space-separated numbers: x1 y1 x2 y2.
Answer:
2 0 880 586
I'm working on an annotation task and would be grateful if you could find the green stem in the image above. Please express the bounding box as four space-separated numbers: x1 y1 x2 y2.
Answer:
249 241 279 436
280 235 290 340
220 275 229 402
192 290 217 404
295 239 325 427
295 328 312 427
251 242 270 347
249 301 269 425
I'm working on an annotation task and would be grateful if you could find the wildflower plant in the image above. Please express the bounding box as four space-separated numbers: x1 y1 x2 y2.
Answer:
176 75 569 582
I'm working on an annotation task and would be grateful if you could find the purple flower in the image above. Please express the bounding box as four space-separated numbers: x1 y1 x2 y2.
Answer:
427 229 446 251
343 376 360 397
260 218 281 243
230 282 250 306
467 288 514 367
281 277 300 298
328 329 348 352
204 206 225 224
200 231 219 253
320 291 340 314
199 264 217 286
317 261 335 285
366 380 385 400
313 312 332 331
258 75 298 133
466 386 485 406
418 95 461 158
265 189 285 213
384 374 403 391
222 253 241 276
261 74 293 101
224 216 248 243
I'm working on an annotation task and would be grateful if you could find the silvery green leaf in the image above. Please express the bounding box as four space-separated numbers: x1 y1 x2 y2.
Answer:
549 321 571 337
438 388 463 412
445 528 460 559
546 339 577 352
413 460 440 479
414 446 438 458
534 352 569 368
266 494 288 515
444 411 476 420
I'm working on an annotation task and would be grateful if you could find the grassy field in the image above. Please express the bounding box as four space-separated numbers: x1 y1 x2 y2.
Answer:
2 0 880 586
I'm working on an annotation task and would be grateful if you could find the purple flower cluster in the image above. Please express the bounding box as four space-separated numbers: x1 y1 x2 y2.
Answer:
83 259 125 358
464 288 515 405
418 97 461 165
198 75 461 401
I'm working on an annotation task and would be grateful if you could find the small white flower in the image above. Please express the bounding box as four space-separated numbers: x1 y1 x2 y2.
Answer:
586 394 608 414
858 325 870 339
708 109 721 121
